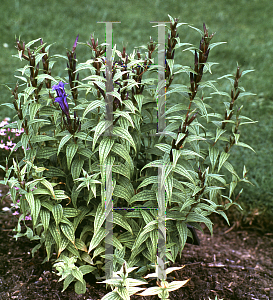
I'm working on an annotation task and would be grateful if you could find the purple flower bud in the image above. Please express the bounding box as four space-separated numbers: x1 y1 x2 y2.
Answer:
52 81 70 117
72 34 79 53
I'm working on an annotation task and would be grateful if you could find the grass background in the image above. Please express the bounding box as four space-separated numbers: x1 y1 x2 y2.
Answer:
1 0 273 222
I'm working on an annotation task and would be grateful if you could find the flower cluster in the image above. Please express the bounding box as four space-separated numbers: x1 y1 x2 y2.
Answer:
52 81 81 135
0 118 24 151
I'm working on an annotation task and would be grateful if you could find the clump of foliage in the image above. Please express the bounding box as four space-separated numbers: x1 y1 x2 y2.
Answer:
0 15 255 296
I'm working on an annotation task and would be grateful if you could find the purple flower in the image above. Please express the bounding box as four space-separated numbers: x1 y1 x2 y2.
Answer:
52 81 70 117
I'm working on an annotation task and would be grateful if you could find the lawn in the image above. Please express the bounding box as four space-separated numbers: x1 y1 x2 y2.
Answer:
1 0 273 219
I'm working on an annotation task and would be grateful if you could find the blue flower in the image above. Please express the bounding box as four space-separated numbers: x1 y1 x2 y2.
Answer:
52 81 70 117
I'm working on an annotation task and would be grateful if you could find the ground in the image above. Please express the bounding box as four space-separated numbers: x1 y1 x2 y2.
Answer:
0 182 273 300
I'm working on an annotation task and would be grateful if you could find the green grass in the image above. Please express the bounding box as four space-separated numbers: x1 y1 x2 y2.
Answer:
1 0 273 216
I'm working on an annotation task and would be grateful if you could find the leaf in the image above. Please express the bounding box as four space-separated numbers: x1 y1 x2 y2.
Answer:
74 279 86 294
92 120 113 151
44 167 67 178
25 192 35 212
111 143 133 167
40 208 50 232
63 208 81 218
31 198 41 227
35 74 58 83
66 143 78 170
36 147 57 159
241 69 255 77
235 142 256 153
40 179 55 198
88 227 105 253
29 103 41 120
82 100 105 118
129 190 157 205
78 147 93 158
113 185 131 203
113 212 133 234
167 279 190 291
52 204 63 226
71 158 84 180
74 132 93 142
218 151 230 172
58 134 72 155
31 135 56 143
99 137 114 166
173 165 195 184
176 221 187 251
209 145 219 171
49 223 61 247
94 204 105 235
60 222 75 245
75 239 88 252
62 274 75 292
112 127 136 152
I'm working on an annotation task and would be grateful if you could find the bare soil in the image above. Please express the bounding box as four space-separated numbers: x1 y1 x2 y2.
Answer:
0 182 273 300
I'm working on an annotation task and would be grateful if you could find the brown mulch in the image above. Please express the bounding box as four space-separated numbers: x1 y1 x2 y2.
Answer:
0 182 273 300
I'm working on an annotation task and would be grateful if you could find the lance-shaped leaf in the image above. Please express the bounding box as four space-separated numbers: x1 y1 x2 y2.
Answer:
112 127 136 152
88 227 105 253
66 143 78 170
99 137 114 166
52 204 63 226
93 204 105 235
58 134 72 155
40 208 50 232
92 120 113 151
113 212 133 234
60 222 75 245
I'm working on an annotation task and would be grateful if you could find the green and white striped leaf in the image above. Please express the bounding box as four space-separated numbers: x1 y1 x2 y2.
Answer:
63 207 81 218
58 134 72 155
71 158 84 180
36 147 57 159
129 190 157 205
31 135 56 143
93 204 105 235
92 120 113 151
40 208 50 232
31 197 41 227
25 192 35 211
112 127 136 152
60 222 75 245
29 103 41 120
44 167 67 178
83 100 105 118
113 185 131 203
78 147 93 158
173 165 195 184
209 145 220 171
52 204 63 226
176 221 187 251
113 212 133 234
99 137 114 166
218 151 230 172
58 233 70 257
66 143 78 170
40 179 55 198
88 227 105 253
111 143 133 168
75 239 88 252
49 223 61 247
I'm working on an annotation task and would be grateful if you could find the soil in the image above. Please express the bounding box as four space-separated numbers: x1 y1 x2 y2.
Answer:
0 182 273 300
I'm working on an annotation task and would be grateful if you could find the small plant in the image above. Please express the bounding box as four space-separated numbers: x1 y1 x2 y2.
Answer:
0 15 255 295
98 261 189 300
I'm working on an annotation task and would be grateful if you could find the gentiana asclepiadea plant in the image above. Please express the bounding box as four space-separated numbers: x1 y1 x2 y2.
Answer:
0 14 255 295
